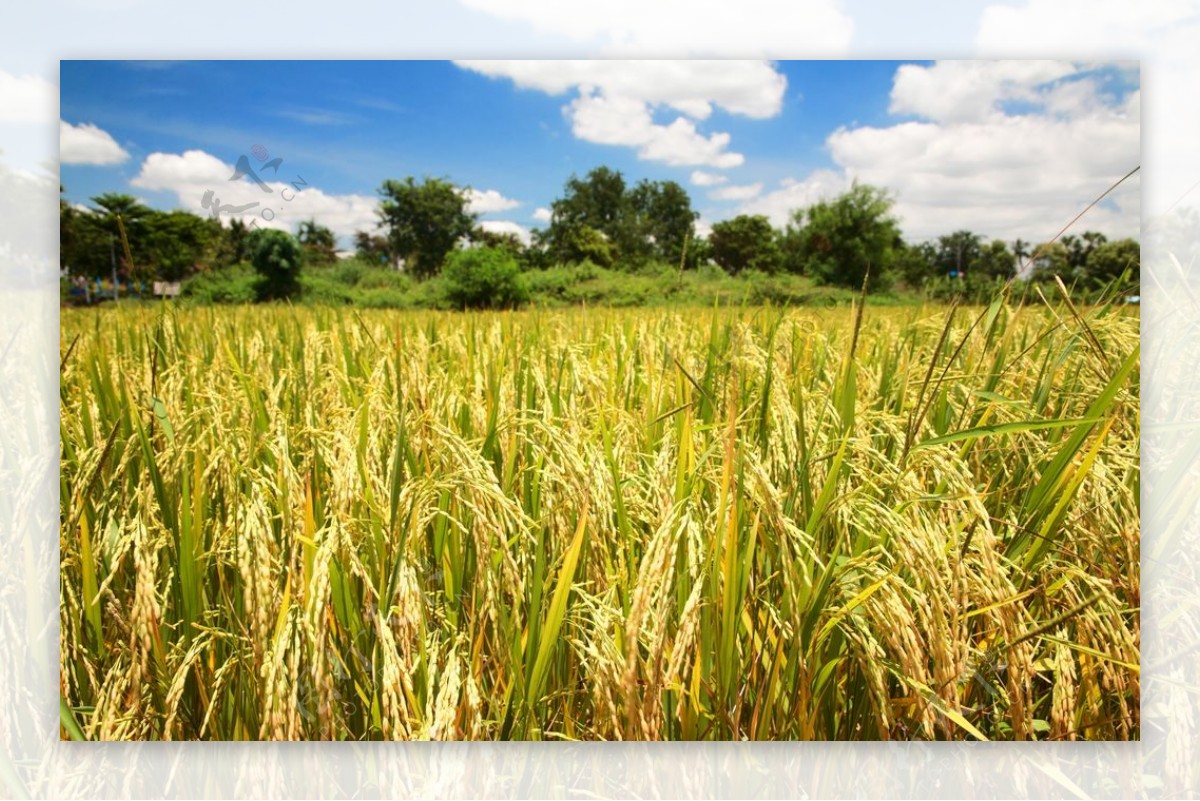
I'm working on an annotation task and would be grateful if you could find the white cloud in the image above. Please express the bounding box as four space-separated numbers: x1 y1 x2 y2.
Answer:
0 69 57 175
60 120 130 165
732 61 1140 244
457 60 781 169
976 0 1190 53
824 62 1140 241
457 60 787 119
975 1 1191 218
478 219 532 245
461 187 521 213
889 60 1077 124
709 182 763 201
566 89 743 168
532 207 553 223
0 71 56 123
131 149 378 239
691 170 728 187
456 1 853 56
736 170 849 226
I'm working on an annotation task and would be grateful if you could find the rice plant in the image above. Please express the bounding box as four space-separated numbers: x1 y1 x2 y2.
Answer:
59 294 1139 740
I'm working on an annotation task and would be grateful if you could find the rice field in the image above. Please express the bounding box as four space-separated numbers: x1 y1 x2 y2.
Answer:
59 297 1139 741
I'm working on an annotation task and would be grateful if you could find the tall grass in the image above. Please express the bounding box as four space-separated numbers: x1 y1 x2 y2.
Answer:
59 294 1139 740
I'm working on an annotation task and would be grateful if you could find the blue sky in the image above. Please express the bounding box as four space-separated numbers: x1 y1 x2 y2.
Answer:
59 59 1140 247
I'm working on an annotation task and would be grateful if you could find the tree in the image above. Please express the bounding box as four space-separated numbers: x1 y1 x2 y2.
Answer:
91 193 153 283
470 225 525 256
1028 241 1070 282
934 230 984 278
708 215 782 275
377 177 476 278
60 190 109 277
778 217 807 275
795 183 901 290
249 228 303 300
893 241 939 288
976 239 1017 281
628 179 698 267
298 219 338 265
354 230 393 267
442 247 529 309
1012 238 1031 265
143 211 219 281
216 218 253 267
1081 238 1139 291
546 224 615 268
543 166 644 266
554 167 628 241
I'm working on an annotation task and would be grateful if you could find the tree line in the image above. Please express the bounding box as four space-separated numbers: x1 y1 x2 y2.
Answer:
60 167 1140 306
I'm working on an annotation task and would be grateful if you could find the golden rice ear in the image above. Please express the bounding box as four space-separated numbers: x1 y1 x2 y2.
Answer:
60 298 1138 741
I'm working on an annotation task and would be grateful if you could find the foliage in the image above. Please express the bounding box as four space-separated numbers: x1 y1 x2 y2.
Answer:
539 168 697 269
1081 238 1139 292
469 225 526 256
249 228 303 300
794 182 901 290
354 230 393 268
628 178 698 267
976 239 1017 281
542 224 616 269
1028 241 1070 282
442 246 529 309
893 241 938 289
377 177 476 278
298 219 338 266
708 214 782 275
179 262 260 304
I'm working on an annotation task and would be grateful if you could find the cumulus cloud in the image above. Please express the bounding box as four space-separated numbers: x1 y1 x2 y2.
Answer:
532 207 553 223
565 90 743 168
461 187 521 213
456 1 853 56
60 120 130 165
457 60 784 169
131 149 378 239
889 60 1078 124
708 182 763 201
0 71 56 123
830 63 1140 241
0 69 57 175
478 219 532 245
736 171 849 226
733 61 1140 244
457 60 786 119
691 170 728 187
976 0 1189 53
976 1 1190 218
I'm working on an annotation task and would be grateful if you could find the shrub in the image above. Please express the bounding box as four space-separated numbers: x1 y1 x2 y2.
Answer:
442 247 529 309
180 263 260 304
249 228 303 300
299 272 354 305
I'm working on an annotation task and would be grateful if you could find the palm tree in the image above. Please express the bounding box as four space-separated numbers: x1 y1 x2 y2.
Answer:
1012 238 1030 266
91 193 151 289
298 219 338 265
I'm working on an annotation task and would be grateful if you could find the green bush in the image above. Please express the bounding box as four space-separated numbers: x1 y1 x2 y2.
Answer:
355 287 414 309
249 228 303 300
329 260 366 287
299 272 355 305
443 247 529 309
180 264 260 304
